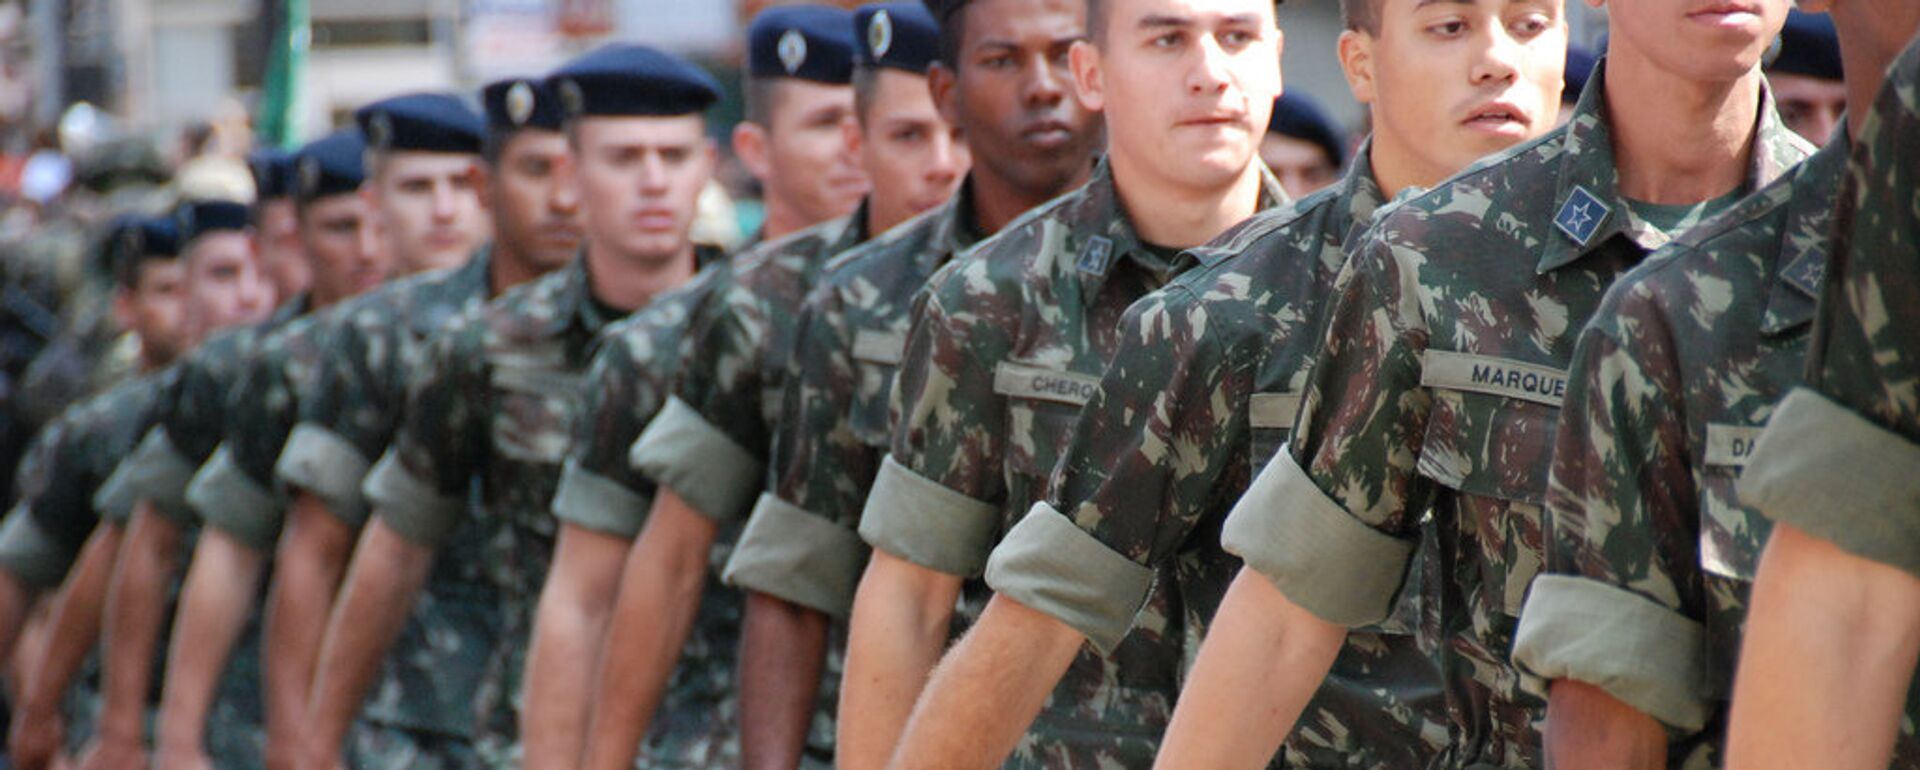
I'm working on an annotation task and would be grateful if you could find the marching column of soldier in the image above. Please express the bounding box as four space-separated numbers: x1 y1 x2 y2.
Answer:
0 0 1915 768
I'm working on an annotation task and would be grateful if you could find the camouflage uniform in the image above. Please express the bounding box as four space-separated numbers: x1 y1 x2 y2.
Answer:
625 209 867 767
721 187 986 765
859 160 1285 768
363 251 713 768
1220 67 1808 768
274 250 503 767
981 153 1450 769
1739 35 1920 747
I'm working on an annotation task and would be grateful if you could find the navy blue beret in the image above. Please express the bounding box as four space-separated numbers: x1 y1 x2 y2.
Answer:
175 199 252 244
1564 45 1598 104
548 44 722 118
854 3 941 74
483 76 567 131
110 214 181 267
748 5 857 84
249 148 296 200
294 129 368 203
1268 91 1346 170
1770 10 1841 81
354 93 486 156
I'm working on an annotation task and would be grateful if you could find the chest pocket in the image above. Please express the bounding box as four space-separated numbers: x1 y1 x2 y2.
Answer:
1698 422 1771 582
1247 392 1301 476
490 348 584 466
1416 351 1565 619
848 328 906 447
995 361 1096 496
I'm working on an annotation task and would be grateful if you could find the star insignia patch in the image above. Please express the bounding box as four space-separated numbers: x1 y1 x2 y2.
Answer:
1553 185 1610 246
1076 235 1115 276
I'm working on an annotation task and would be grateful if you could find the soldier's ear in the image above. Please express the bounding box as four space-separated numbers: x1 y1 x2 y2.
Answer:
732 122 774 186
928 62 961 129
1069 39 1105 113
1338 28 1377 106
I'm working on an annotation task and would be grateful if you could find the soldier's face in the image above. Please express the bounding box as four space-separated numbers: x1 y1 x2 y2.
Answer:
940 0 1102 198
1356 0 1565 187
758 81 870 226
118 258 188 364
1770 72 1845 146
570 115 716 266
182 231 272 342
369 151 491 275
1260 132 1340 197
490 129 584 273
855 68 970 233
254 198 312 302
299 192 388 306
1075 0 1282 192
1599 0 1786 83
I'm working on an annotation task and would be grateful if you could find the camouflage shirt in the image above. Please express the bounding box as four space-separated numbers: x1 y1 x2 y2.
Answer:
108 295 310 525
548 252 747 770
1221 67 1809 768
362 255 627 743
0 375 164 588
279 250 495 526
1510 130 1877 768
721 185 985 765
630 206 868 525
982 154 1451 769
861 160 1286 767
1739 37 1920 754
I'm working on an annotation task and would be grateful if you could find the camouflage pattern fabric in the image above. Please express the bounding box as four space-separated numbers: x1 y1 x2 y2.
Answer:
1221 66 1809 768
983 153 1451 769
1737 35 1920 756
551 251 746 770
1512 130 1891 768
861 160 1286 768
723 186 985 765
2 375 163 585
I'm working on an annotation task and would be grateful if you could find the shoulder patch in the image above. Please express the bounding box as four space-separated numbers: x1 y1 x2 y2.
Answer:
1075 235 1115 276
1553 185 1611 246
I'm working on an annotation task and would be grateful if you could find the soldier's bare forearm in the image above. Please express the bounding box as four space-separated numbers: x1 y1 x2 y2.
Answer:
1154 568 1344 770
263 490 357 758
839 550 962 770
890 594 1081 770
10 523 121 767
1543 680 1665 770
299 518 433 766
156 529 267 757
739 591 828 770
97 503 185 742
581 491 717 770
1726 524 1920 770
523 523 630 769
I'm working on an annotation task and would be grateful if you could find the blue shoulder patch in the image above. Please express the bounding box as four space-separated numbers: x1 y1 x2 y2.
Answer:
1553 185 1611 246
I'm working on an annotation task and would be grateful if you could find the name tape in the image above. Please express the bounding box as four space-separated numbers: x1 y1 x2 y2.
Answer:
994 361 1098 406
1420 350 1569 407
1704 423 1765 468
1249 392 1302 430
852 329 907 366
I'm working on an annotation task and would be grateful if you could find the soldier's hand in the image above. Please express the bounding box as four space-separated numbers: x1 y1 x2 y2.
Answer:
6 701 67 770
72 732 146 770
152 742 215 770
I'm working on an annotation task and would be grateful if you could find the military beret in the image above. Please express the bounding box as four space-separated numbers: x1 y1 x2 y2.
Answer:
353 93 486 156
174 199 252 244
748 5 857 84
920 0 965 25
548 44 722 118
483 76 567 131
854 3 941 74
1268 91 1346 170
293 129 368 203
128 215 182 258
1769 10 1841 81
248 148 296 200
1564 45 1598 104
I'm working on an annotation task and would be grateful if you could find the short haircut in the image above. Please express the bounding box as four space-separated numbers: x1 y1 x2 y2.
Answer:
1342 0 1379 34
744 75 781 127
933 5 967 68
851 64 883 125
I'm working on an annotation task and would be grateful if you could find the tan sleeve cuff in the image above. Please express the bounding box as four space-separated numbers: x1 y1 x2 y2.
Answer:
1513 574 1710 732
859 454 1000 577
93 458 140 523
1740 388 1920 578
984 502 1155 654
1222 446 1415 627
723 492 868 617
189 445 284 551
122 428 199 526
0 507 76 590
550 460 651 540
629 396 765 524
276 423 373 524
365 452 464 548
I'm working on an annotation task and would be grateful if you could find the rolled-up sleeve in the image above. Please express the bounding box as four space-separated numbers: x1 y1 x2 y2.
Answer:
630 396 763 524
1741 388 1920 577
190 444 283 550
276 423 374 525
985 502 1156 652
1514 575 1709 730
725 492 869 616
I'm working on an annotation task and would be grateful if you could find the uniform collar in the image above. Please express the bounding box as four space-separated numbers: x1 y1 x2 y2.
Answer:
1073 157 1287 305
933 176 987 263
410 243 494 336
269 292 311 325
1761 127 1848 337
1537 58 1807 275
1334 141 1387 272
